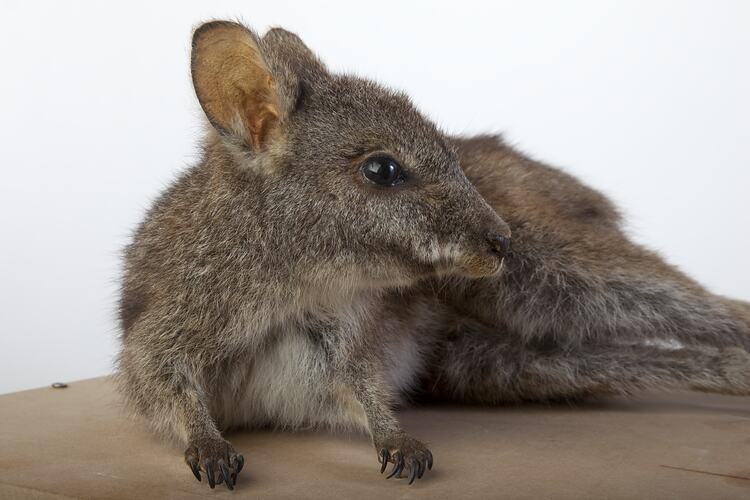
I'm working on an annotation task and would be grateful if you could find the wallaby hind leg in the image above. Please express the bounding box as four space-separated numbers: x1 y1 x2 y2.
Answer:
451 135 750 351
441 240 750 353
425 323 750 404
723 298 750 331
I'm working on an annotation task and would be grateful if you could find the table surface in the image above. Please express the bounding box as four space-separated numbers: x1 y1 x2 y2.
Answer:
1 377 750 499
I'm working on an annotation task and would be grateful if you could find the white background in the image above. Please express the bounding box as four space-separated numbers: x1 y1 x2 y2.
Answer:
1 1 748 395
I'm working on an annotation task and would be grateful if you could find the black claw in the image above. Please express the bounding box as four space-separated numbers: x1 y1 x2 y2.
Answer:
205 460 215 489
408 459 418 485
379 449 390 474
220 463 234 491
426 450 433 470
417 459 425 479
189 461 201 482
386 452 404 479
235 454 245 474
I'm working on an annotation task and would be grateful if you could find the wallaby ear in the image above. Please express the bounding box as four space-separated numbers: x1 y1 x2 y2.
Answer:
261 28 327 82
191 21 280 151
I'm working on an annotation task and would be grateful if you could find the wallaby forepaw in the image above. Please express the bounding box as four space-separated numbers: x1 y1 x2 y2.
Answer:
184 438 244 490
376 434 433 485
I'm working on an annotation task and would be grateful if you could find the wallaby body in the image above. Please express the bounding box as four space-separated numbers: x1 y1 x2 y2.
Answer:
117 21 750 490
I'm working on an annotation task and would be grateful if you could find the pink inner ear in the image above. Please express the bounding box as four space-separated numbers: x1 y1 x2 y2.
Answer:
245 103 280 151
192 23 281 150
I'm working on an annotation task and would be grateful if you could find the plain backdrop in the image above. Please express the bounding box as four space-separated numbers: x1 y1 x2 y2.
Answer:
1 1 748 395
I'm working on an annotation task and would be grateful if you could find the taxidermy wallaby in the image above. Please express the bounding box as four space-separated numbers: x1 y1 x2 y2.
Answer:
118 20 750 490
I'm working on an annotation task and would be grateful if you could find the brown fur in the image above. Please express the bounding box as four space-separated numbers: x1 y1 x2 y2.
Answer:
117 20 750 490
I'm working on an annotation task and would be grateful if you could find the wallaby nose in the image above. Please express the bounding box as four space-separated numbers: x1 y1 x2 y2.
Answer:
486 234 512 259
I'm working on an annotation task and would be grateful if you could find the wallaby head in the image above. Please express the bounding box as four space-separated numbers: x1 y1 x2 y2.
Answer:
191 21 511 289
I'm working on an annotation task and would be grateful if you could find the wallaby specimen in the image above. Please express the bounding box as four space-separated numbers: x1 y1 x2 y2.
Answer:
118 20 750 490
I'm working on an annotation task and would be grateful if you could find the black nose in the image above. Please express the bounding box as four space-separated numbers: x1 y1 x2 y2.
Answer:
486 234 512 259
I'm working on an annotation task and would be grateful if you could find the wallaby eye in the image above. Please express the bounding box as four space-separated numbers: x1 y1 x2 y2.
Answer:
361 155 405 186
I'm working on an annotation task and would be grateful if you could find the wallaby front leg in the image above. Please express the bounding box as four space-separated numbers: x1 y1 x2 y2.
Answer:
119 357 244 490
347 361 433 484
178 387 245 491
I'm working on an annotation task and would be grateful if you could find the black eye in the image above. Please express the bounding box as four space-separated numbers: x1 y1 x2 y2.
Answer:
361 155 405 186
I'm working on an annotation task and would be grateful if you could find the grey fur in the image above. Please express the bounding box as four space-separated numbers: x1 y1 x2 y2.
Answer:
117 20 750 489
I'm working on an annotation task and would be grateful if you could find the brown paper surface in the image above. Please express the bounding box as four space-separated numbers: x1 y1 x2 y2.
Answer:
2 377 750 499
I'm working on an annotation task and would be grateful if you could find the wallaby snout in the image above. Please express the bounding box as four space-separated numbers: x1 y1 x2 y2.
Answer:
441 201 511 279
450 185 513 278
486 234 512 260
